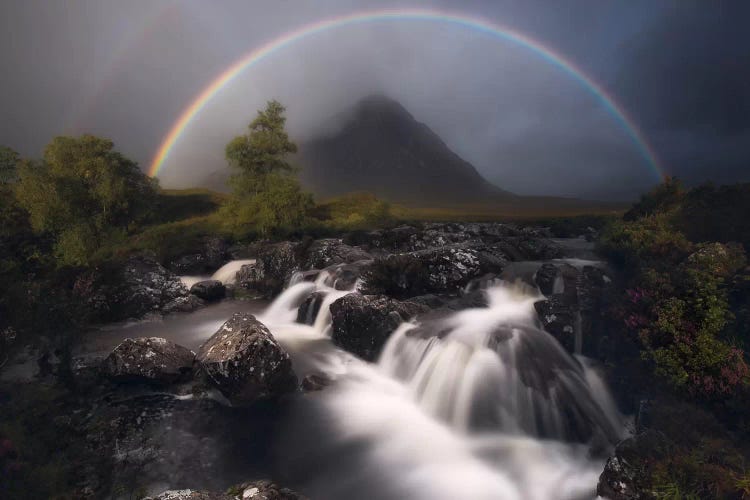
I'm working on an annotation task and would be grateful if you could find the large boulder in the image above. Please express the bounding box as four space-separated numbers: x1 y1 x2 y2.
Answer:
597 431 669 500
534 294 578 353
102 337 195 385
238 242 302 298
189 280 226 302
330 294 429 361
101 255 190 321
145 480 305 500
162 294 205 314
196 313 297 405
534 263 561 296
168 237 229 274
409 245 506 293
302 238 372 269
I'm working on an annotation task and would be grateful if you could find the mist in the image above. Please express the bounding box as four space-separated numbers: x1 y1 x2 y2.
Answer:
1 0 747 200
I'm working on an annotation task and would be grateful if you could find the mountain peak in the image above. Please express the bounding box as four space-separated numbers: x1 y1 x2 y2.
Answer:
297 96 511 205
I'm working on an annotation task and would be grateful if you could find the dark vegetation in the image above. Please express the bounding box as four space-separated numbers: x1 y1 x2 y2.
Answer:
598 178 750 497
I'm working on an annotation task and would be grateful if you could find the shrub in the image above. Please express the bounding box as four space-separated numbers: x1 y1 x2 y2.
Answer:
312 192 396 231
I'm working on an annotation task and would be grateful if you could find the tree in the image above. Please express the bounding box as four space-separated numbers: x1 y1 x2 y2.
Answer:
0 146 19 183
222 101 311 235
15 135 157 265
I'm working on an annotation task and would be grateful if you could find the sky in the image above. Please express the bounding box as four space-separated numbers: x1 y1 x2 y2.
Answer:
0 0 747 200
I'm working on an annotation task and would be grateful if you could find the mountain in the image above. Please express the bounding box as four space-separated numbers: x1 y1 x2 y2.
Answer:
296 95 514 205
200 95 622 214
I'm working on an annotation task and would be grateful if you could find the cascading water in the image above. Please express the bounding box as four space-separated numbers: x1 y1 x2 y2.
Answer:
259 276 626 500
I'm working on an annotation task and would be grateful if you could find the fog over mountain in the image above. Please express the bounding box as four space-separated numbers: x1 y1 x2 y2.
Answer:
1 1 748 200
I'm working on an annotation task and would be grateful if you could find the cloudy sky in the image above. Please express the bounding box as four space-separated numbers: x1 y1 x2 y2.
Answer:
1 0 747 200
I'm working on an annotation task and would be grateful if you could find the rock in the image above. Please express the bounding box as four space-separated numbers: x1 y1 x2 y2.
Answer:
330 294 429 361
296 291 327 325
163 294 205 314
145 480 305 500
301 373 332 392
240 242 302 298
534 263 561 296
534 295 578 353
190 280 226 301
109 255 190 321
597 431 669 500
228 479 306 499
102 337 195 385
302 238 372 269
168 238 229 274
196 313 297 405
145 490 226 500
409 245 504 293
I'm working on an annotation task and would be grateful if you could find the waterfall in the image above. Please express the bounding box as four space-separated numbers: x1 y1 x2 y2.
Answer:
260 275 625 500
210 259 256 285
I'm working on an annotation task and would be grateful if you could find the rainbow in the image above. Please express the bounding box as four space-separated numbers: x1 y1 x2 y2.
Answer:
149 8 663 179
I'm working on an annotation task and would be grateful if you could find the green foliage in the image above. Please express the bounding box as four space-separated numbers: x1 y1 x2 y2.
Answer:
312 192 395 230
601 180 750 398
108 215 226 264
675 182 750 251
599 212 692 270
225 99 297 177
153 188 227 224
222 101 313 237
624 176 685 221
361 254 428 299
222 172 313 238
0 145 19 183
14 135 157 266
646 401 749 499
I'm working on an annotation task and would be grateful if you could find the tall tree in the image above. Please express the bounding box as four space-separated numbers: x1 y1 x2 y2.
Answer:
15 135 156 265
0 146 19 183
223 101 311 235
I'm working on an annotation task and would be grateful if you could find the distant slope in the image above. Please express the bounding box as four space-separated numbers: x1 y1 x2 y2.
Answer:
200 94 622 214
297 94 513 205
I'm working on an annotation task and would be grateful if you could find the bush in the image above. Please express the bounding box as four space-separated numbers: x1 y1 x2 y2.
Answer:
311 192 395 230
602 181 750 399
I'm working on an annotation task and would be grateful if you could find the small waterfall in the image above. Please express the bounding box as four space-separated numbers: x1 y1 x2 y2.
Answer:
259 282 316 325
211 259 256 285
260 274 624 499
311 289 349 336
377 284 623 443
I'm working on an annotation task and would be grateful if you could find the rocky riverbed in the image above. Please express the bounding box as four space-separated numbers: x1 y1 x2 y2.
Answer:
1 222 655 499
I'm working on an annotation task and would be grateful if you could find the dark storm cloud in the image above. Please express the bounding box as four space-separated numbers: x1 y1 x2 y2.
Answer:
0 0 745 200
615 0 750 184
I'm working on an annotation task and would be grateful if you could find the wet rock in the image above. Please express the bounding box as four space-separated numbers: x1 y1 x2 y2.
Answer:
163 294 205 314
534 295 578 353
534 263 560 296
102 337 195 385
190 280 226 302
296 291 327 325
107 255 189 321
196 313 297 405
302 238 372 269
463 273 503 294
409 245 505 293
301 373 332 392
168 238 229 274
330 294 429 361
145 490 225 500
597 430 669 500
240 242 303 298
228 479 306 499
